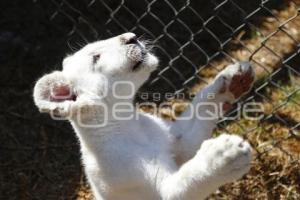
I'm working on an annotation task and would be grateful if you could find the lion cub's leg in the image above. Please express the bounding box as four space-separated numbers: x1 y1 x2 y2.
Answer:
156 134 252 200
170 62 255 163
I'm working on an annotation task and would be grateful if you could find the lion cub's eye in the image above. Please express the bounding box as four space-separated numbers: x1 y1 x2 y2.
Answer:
93 54 101 64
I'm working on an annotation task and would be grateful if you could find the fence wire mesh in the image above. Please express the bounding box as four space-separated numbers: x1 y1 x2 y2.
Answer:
1 0 300 199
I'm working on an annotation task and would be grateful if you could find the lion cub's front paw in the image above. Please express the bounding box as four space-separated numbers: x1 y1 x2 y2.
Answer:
215 62 255 101
198 134 252 183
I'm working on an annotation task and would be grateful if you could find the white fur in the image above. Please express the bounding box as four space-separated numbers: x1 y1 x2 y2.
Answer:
33 33 254 200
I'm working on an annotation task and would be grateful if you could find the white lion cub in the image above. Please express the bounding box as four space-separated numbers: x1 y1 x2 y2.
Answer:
33 33 255 200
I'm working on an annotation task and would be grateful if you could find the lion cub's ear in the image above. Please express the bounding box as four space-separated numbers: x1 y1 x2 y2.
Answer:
33 71 76 118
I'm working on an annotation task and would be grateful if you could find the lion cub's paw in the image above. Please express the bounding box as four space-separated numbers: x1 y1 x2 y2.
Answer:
198 134 252 183
216 62 255 100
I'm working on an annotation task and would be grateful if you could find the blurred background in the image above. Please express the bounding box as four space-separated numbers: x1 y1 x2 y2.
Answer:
1 0 300 199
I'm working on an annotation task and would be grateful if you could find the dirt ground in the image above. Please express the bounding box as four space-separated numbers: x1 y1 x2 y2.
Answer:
1 1 300 200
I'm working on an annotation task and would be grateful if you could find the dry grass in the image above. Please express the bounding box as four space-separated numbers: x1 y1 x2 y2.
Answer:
192 2 300 91
209 124 300 200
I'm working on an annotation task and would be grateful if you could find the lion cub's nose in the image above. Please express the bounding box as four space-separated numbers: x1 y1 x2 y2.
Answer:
120 32 138 45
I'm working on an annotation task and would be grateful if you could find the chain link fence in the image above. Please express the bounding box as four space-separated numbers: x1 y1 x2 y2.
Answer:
1 0 300 199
